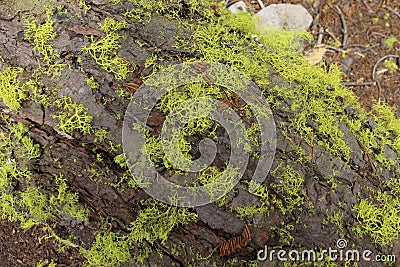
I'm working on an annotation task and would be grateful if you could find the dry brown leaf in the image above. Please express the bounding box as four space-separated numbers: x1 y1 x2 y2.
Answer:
304 45 327 65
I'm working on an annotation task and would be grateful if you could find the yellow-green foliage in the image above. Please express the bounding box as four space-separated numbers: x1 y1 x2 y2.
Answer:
24 10 65 77
49 173 89 222
354 102 400 168
123 0 215 22
383 58 398 72
384 37 398 49
191 11 357 161
353 179 400 246
52 96 93 134
82 18 131 81
86 76 99 90
20 186 54 221
128 199 197 245
0 67 28 111
83 231 131 267
235 180 270 218
197 166 238 203
24 11 58 64
113 153 127 168
270 164 305 215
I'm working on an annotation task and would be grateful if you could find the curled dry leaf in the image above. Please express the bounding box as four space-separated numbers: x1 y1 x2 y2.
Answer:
304 45 327 65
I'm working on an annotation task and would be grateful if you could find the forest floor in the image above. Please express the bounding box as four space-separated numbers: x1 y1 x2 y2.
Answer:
0 0 399 266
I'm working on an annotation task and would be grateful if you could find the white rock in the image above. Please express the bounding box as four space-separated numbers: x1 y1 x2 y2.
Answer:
227 1 248 14
255 4 313 31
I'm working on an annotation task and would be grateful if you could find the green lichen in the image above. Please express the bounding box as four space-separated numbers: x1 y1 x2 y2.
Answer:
52 96 93 135
270 164 305 215
78 0 91 14
86 76 100 90
383 36 397 49
354 102 400 169
20 186 54 221
0 67 28 111
24 10 66 77
113 153 127 168
383 58 398 72
234 180 270 218
123 0 216 22
81 18 132 81
353 179 400 246
128 199 197 245
94 128 108 142
83 230 131 267
24 11 58 64
197 166 239 204
49 173 89 222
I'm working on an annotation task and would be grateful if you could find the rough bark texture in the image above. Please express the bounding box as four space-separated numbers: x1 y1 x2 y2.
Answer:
0 1 399 266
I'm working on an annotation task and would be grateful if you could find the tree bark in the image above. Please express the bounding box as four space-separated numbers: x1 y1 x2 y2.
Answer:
0 1 399 266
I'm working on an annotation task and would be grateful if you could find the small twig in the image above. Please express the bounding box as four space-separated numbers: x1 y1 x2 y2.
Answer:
376 80 382 105
256 0 264 9
225 0 242 8
372 54 400 80
362 44 379 55
326 45 365 57
342 81 377 86
317 27 324 46
333 5 348 47
386 6 400 20
361 0 374 13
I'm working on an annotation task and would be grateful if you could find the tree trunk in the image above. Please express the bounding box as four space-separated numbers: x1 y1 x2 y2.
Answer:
0 1 399 266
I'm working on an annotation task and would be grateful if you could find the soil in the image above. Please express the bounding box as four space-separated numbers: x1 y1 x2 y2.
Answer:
0 0 399 266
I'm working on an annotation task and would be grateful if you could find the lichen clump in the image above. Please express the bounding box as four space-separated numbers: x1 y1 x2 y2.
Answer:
0 67 28 111
353 178 400 246
0 116 88 228
82 18 132 81
52 96 93 135
24 11 65 76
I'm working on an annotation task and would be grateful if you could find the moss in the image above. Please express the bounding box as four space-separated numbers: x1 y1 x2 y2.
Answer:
383 58 398 72
128 199 197 245
24 11 58 64
270 164 305 215
94 128 108 142
20 186 54 221
52 96 93 135
86 76 99 90
383 36 397 49
0 67 28 111
49 173 89 222
353 179 400 246
81 18 132 81
24 10 66 77
354 102 400 169
83 230 131 267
